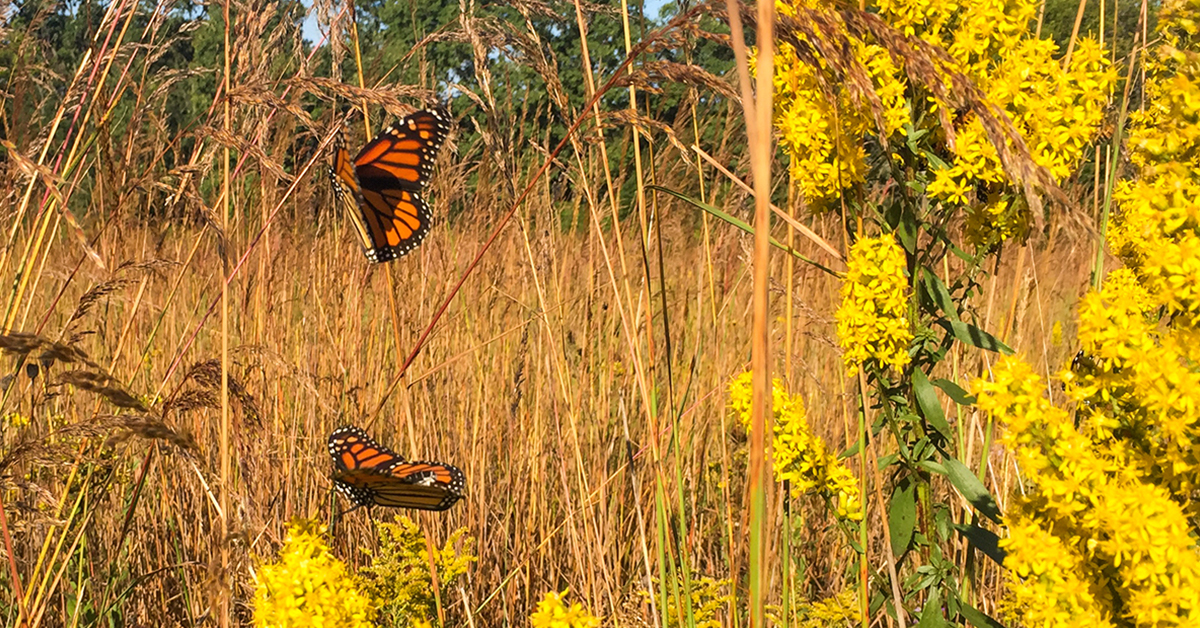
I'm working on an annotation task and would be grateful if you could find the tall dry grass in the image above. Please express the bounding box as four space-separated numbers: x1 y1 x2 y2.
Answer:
0 0 1104 625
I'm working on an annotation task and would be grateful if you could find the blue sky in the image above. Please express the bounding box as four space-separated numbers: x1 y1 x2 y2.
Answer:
301 0 671 45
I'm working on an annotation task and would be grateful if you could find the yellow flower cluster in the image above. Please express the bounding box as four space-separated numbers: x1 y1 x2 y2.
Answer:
643 574 731 628
835 235 913 377
530 590 601 628
998 517 1112 627
978 353 1200 624
769 589 861 626
768 0 1114 225
1077 277 1200 507
729 372 863 520
770 30 909 202
252 519 377 628
2 411 29 428
970 3 1200 622
913 0 1115 248
764 0 910 202
797 590 861 627
1110 0 1200 327
356 516 476 627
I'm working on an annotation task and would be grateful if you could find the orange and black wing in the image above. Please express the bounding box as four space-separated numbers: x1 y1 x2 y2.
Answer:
327 426 405 507
329 108 450 263
369 461 466 511
327 426 466 511
329 132 389 262
353 186 431 263
353 108 450 190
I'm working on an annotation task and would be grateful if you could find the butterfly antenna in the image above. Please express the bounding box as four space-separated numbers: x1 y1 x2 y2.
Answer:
332 503 364 528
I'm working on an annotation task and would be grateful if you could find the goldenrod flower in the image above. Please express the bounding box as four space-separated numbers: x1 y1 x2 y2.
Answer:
2 411 29 428
978 354 1200 624
1109 0 1200 328
770 589 861 626
887 0 1115 249
767 17 908 204
728 372 863 520
356 516 476 627
768 0 1113 233
835 235 913 377
642 574 731 628
999 517 1113 627
252 519 377 628
797 591 861 627
530 590 601 628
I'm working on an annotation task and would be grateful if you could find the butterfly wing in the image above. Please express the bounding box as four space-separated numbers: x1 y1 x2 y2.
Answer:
327 426 466 511
355 187 431 263
370 461 466 511
327 426 406 507
331 108 450 263
353 108 451 189
328 133 380 262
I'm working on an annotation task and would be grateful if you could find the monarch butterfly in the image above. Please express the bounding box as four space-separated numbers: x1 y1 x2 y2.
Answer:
327 425 465 512
328 107 451 263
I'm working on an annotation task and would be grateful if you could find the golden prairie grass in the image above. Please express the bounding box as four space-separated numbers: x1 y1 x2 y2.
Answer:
0 0 1108 625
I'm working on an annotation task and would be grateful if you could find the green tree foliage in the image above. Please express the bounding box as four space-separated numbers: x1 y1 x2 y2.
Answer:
1 0 735 227
1039 0 1153 67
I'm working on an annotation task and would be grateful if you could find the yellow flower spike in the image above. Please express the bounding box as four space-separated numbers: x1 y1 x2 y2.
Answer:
530 590 601 628
252 519 378 628
862 0 1115 248
728 373 863 521
765 1 909 204
2 411 30 428
357 515 476 626
836 235 913 377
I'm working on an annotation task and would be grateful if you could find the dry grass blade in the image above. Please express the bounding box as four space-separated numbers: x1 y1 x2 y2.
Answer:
0 415 195 482
113 258 180 280
227 85 318 128
0 417 124 477
0 333 47 358
613 61 741 101
286 76 439 118
164 388 220 417
196 125 297 184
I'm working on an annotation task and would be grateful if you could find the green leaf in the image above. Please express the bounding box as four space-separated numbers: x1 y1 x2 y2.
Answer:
917 460 948 476
913 369 952 441
648 185 839 276
923 150 950 170
949 243 976 263
941 456 1003 523
960 601 1007 628
933 378 976 405
936 320 1014 355
921 268 960 323
916 589 947 628
889 479 917 556
897 213 918 253
953 522 1006 567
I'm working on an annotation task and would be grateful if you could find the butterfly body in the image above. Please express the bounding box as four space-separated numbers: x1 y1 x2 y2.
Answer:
327 425 465 512
329 108 451 263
